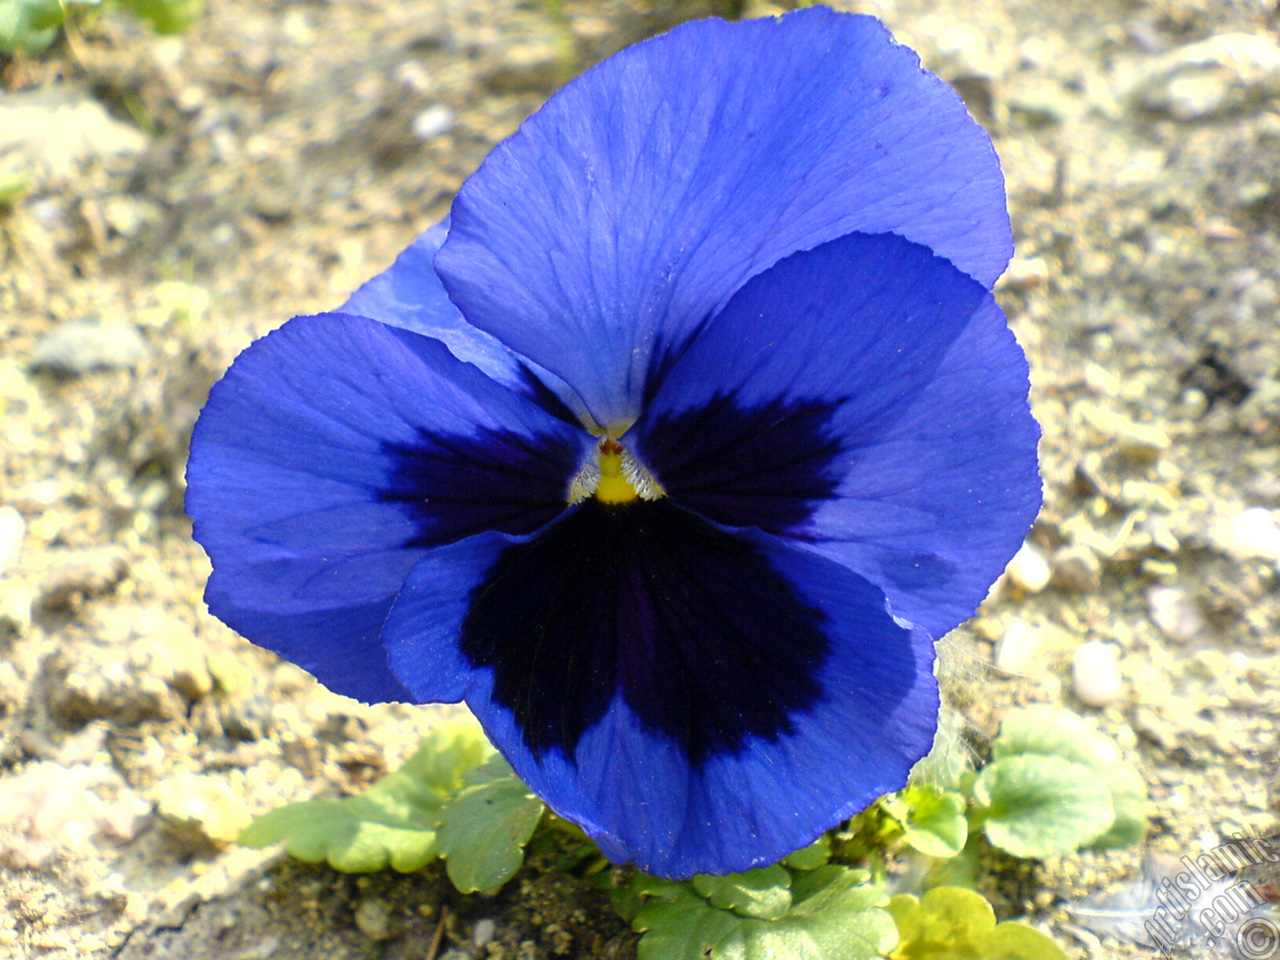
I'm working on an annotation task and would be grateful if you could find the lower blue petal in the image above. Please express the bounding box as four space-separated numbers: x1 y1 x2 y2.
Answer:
187 312 589 702
382 502 936 877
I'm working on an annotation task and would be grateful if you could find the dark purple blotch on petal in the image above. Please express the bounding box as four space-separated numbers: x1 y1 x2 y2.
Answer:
458 498 830 765
380 426 579 547
635 393 844 534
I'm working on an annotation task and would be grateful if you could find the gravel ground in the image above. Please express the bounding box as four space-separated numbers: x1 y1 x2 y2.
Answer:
1 0 1277 958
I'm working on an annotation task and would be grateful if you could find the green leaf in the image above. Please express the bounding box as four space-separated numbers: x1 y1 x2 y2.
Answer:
632 866 895 960
992 706 1122 769
991 707 1147 851
901 786 969 859
922 842 982 891
782 834 831 871
436 754 545 893
983 922 1072 960
117 0 203 33
634 879 742 960
692 866 791 920
398 720 493 794
0 0 63 53
1086 761 1148 850
888 887 1067 959
973 754 1113 858
733 868 895 960
0 172 31 207
238 719 490 873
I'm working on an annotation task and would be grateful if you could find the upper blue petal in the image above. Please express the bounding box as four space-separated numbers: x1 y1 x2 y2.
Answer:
435 7 1011 429
382 511 937 878
341 218 590 427
186 312 590 701
632 231 1041 641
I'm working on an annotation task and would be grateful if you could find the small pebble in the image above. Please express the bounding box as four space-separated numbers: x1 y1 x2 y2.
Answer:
37 546 130 610
1003 255 1050 291
244 936 281 960
1131 32 1280 121
30 320 148 374
1112 421 1171 466
994 618 1041 675
1073 641 1123 707
0 506 24 576
394 60 433 94
482 40 560 93
98 791 153 844
1051 544 1102 592
1006 541 1052 593
473 918 497 948
1209 506 1280 562
354 899 393 941
152 773 250 851
412 103 456 141
1146 585 1205 644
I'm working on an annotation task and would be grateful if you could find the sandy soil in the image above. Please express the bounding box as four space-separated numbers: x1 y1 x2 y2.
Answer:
1 0 1277 958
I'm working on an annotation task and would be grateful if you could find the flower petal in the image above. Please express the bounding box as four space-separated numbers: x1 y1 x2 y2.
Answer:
436 7 1011 428
633 231 1040 641
186 312 589 702
341 218 588 426
383 500 937 877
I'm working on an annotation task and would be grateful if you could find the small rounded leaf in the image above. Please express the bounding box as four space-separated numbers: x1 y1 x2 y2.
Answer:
692 865 792 920
437 756 545 893
974 755 1114 858
889 887 1068 959
902 787 969 859
991 706 1121 769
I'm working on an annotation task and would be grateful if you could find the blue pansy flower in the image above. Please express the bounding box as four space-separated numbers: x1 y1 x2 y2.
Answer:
187 8 1040 879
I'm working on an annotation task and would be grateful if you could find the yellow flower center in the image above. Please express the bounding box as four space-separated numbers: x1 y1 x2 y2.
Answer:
595 439 641 504
567 438 664 505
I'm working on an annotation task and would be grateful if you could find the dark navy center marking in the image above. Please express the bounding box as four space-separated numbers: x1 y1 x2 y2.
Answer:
459 499 829 764
381 427 579 547
637 394 844 533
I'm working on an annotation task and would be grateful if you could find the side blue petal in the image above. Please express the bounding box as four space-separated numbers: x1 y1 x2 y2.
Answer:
632 231 1041 641
341 219 590 427
436 8 1011 429
382 506 937 878
186 312 589 702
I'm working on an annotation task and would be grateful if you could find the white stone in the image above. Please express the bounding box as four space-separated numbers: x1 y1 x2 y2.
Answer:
1006 542 1052 594
31 320 148 374
0 507 23 577
354 899 393 941
152 773 250 850
1132 32 1280 121
0 86 147 186
1146 585 1205 644
994 618 1041 675
1073 641 1123 707
472 918 497 948
411 104 456 141
1209 506 1280 562
1002 256 1050 291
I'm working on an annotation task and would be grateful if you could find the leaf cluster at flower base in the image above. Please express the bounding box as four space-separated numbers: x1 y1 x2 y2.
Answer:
619 861 897 960
235 705 1148 959
237 717 545 893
